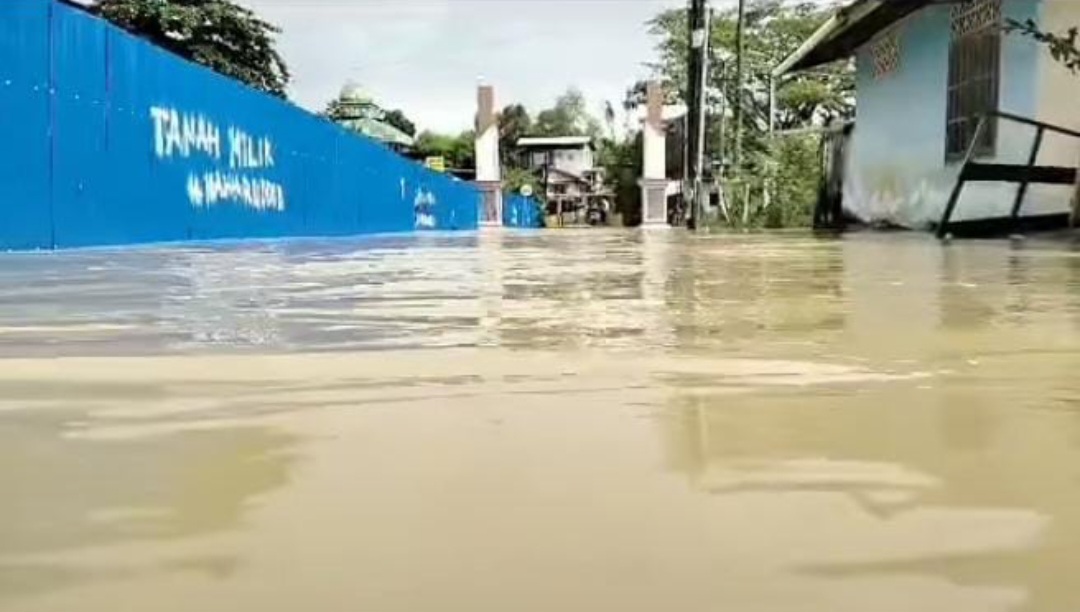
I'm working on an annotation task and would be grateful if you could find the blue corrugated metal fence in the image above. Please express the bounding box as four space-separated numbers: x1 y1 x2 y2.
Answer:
0 0 479 250
502 194 543 228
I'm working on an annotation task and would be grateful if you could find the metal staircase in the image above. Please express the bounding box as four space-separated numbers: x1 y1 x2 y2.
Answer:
937 111 1080 239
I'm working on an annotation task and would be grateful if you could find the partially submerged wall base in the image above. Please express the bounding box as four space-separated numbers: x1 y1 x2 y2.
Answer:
639 179 670 226
476 181 503 227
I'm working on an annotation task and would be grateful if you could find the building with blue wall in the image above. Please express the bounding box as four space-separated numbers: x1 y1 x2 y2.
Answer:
776 0 1080 229
0 0 479 251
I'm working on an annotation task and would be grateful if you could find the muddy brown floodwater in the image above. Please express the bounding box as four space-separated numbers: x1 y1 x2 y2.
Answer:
2 230 1080 612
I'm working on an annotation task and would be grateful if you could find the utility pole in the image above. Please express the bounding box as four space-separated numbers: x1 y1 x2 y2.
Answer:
732 0 747 175
686 0 710 230
768 74 777 137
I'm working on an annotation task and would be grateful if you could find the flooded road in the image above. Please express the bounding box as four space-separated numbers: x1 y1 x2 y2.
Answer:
2 230 1080 612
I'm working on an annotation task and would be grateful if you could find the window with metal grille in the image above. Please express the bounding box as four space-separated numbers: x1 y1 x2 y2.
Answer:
871 28 902 80
946 0 1002 159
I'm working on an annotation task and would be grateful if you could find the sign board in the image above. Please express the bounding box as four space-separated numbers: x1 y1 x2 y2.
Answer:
425 156 446 173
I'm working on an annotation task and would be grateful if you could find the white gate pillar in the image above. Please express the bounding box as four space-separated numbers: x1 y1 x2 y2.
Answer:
639 81 669 226
475 84 503 226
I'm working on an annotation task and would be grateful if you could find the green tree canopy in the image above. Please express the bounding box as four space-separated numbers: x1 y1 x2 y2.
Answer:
498 103 532 167
413 130 475 170
383 109 417 138
504 167 540 196
533 88 602 138
94 0 290 97
596 134 643 225
620 0 852 228
633 0 851 159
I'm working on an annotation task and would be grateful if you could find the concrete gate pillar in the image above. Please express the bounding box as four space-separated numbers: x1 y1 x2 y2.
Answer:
639 81 669 226
475 84 503 226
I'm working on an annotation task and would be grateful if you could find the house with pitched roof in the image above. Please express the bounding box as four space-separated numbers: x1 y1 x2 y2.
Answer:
517 136 613 224
775 0 1080 234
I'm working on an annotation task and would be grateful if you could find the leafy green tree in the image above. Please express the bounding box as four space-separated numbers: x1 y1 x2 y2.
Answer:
94 0 290 97
383 109 417 138
533 88 602 138
596 135 643 226
760 135 819 228
413 130 475 170
632 0 851 227
600 100 618 142
503 167 540 196
498 104 532 168
641 0 850 143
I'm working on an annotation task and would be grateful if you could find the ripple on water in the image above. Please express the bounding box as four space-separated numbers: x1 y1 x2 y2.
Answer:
3 231 1080 612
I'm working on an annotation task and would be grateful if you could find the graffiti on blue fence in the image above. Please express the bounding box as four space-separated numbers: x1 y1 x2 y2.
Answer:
150 107 223 159
414 187 437 229
0 0 480 250
503 194 543 228
151 105 286 213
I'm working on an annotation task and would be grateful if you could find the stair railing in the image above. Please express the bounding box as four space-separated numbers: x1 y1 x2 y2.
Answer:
937 111 1080 239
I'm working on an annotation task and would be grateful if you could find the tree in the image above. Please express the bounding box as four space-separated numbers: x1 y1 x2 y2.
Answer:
383 109 417 138
504 167 540 196
603 101 618 141
760 135 819 228
323 98 349 121
413 130 475 170
498 104 533 168
94 0 290 97
641 1 850 139
533 88 603 138
632 0 851 227
596 134 643 226
1008 19 1080 73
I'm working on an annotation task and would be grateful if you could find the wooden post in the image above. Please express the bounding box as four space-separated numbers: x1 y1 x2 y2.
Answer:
732 0 746 174
742 182 751 226
1010 125 1045 231
1073 163 1080 227
937 116 988 239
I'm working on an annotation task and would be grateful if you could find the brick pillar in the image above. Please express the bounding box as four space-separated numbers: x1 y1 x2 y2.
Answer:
639 81 669 226
475 84 503 226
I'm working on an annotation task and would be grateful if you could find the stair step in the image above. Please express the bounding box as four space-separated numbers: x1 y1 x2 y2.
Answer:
939 213 1072 238
961 163 1078 185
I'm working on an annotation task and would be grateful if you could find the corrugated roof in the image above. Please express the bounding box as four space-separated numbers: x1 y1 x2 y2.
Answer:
337 117 415 147
517 136 593 148
773 0 949 77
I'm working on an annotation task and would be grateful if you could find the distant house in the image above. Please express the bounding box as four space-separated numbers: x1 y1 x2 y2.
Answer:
516 136 612 223
775 0 1080 232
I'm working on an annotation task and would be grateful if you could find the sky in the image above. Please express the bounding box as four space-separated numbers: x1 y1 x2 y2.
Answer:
241 0 693 134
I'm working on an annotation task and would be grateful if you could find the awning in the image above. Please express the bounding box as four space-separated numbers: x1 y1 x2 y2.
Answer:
773 0 954 77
